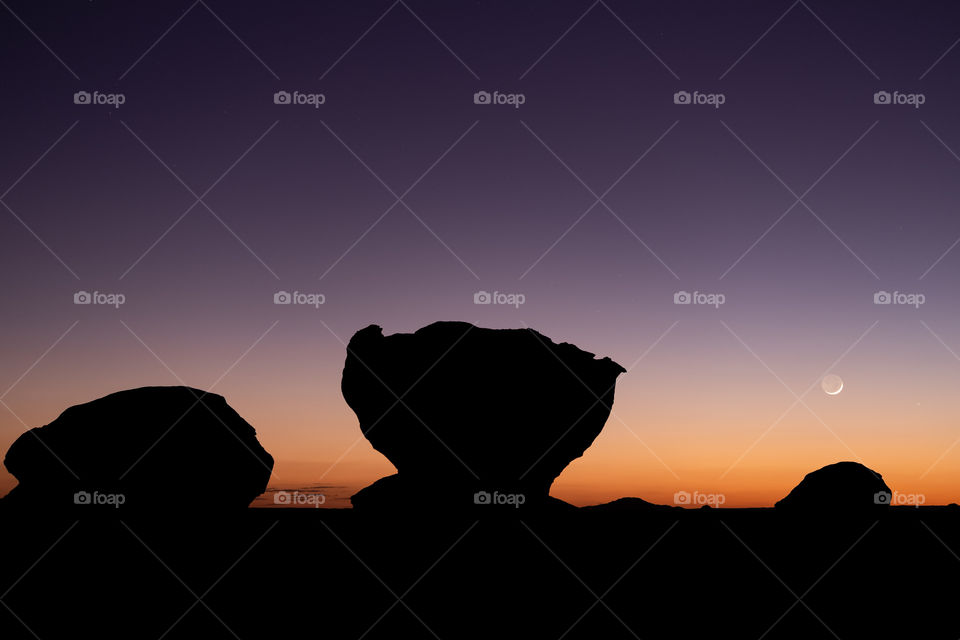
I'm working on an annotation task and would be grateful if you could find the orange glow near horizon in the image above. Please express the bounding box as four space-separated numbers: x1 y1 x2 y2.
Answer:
2 315 960 509
3 388 959 508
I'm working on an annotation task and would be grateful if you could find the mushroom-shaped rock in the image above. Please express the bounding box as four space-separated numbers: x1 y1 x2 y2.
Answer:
342 322 626 509
2 386 273 511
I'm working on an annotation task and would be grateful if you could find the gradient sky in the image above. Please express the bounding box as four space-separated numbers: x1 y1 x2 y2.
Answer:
3 1 960 507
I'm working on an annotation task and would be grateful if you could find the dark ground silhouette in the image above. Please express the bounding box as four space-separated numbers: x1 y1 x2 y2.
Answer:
1 506 959 639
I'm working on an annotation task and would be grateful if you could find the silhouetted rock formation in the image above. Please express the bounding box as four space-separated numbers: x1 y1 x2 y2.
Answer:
349 473 405 510
582 497 681 512
342 322 626 509
2 386 273 511
775 461 892 513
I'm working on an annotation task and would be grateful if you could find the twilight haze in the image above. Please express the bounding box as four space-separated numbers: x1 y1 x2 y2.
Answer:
2 1 960 508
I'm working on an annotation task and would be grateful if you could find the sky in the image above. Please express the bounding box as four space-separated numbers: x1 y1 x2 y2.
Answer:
2 1 960 508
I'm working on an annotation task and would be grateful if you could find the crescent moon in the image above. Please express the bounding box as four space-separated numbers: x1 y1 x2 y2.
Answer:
821 374 844 396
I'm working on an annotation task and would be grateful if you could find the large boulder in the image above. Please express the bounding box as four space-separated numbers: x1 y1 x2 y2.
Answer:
342 322 626 509
2 386 273 511
775 461 892 513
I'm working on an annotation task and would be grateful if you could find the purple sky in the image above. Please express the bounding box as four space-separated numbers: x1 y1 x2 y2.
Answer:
3 1 960 507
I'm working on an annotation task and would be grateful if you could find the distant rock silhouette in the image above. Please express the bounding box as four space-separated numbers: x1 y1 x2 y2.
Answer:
582 497 681 512
2 386 273 511
349 473 405 510
342 322 626 509
775 461 891 513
